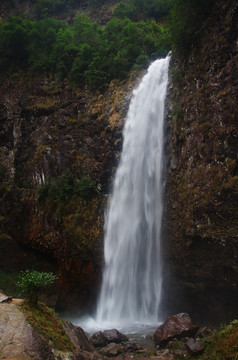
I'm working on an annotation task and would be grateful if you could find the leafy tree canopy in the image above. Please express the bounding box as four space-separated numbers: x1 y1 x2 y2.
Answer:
0 0 214 86
0 10 171 88
17 270 58 304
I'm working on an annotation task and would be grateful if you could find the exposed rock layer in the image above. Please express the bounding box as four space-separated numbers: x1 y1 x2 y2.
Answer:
0 68 141 310
164 0 238 323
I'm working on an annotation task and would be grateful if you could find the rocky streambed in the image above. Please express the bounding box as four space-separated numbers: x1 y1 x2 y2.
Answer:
0 293 218 360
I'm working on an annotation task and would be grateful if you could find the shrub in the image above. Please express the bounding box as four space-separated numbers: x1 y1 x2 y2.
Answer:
203 320 238 360
17 270 58 304
75 175 97 200
37 172 97 206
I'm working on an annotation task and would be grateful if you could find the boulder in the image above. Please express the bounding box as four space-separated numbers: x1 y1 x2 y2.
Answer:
195 326 214 339
0 303 54 360
103 328 128 343
123 341 139 352
154 313 198 346
99 342 123 357
186 338 204 354
0 293 12 303
62 320 94 352
90 331 107 347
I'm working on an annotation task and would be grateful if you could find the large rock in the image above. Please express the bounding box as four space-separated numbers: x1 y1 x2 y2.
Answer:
62 320 95 352
99 342 123 357
154 313 198 346
0 293 12 303
186 338 204 354
103 328 128 344
0 301 99 360
90 331 107 347
195 326 214 339
0 303 54 360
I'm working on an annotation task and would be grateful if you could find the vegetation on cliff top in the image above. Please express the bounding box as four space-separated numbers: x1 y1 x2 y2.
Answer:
0 0 216 87
0 11 170 89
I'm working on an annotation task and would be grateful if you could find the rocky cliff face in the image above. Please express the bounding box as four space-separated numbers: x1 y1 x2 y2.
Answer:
0 68 141 310
164 0 238 324
0 0 237 322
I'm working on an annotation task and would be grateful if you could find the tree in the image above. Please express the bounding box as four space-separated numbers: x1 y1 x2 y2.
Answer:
0 16 32 70
17 270 58 304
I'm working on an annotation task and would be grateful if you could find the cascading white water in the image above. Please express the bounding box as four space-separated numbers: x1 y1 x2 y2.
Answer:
96 55 170 327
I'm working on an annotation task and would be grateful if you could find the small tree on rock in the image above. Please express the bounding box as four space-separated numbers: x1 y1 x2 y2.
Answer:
17 270 58 304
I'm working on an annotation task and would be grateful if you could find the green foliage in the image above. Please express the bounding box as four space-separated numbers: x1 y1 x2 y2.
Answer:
28 18 65 72
0 12 170 88
75 175 98 199
22 301 73 351
203 320 238 360
17 270 58 304
37 172 97 209
0 16 32 70
0 0 217 78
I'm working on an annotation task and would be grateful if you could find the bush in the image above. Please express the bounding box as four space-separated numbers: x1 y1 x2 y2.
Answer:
75 175 97 200
37 172 97 206
17 270 58 304
203 320 238 360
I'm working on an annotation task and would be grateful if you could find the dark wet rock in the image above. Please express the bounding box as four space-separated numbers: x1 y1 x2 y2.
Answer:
195 326 214 339
154 313 198 346
90 331 107 347
62 320 94 352
165 0 238 325
186 338 204 354
74 348 100 360
103 329 128 344
99 342 123 357
123 341 139 352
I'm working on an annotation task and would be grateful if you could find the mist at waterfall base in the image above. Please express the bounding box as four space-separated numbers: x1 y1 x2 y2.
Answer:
73 55 170 337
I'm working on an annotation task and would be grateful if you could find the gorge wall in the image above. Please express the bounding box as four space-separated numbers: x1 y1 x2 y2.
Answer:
0 0 237 322
164 0 238 324
0 66 141 310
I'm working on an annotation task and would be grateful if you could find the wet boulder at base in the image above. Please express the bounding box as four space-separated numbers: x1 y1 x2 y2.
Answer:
154 313 198 346
98 342 124 357
90 331 108 347
62 320 95 352
103 329 128 343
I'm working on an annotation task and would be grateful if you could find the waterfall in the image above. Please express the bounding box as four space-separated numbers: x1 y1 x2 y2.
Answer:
96 55 170 326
